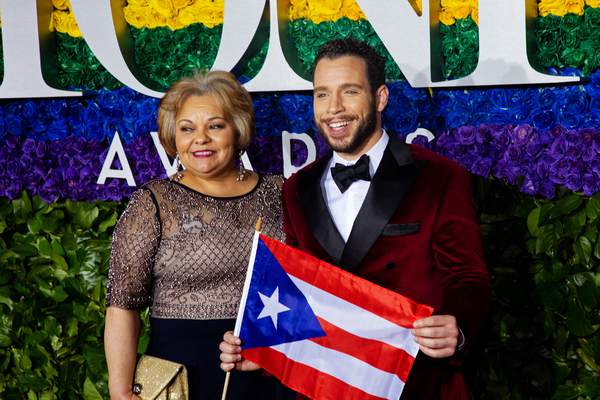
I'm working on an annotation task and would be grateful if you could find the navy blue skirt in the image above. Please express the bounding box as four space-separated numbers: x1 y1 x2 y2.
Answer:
146 317 295 400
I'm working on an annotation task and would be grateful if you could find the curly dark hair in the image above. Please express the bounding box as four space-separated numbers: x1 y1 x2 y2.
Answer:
313 38 386 95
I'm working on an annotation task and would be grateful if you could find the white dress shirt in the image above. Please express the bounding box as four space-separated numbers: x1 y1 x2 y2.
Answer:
321 131 389 242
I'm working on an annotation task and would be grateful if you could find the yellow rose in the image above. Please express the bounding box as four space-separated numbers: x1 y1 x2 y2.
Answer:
147 9 168 28
128 0 149 6
52 0 70 11
344 2 365 20
441 0 465 7
309 0 343 22
468 0 478 7
172 0 192 10
586 0 600 7
124 4 149 29
471 7 478 24
49 11 82 37
452 5 471 20
344 6 364 21
150 0 175 18
439 8 456 25
194 2 225 28
178 6 197 26
167 17 185 30
538 0 567 17
290 0 310 20
414 0 422 13
566 0 585 15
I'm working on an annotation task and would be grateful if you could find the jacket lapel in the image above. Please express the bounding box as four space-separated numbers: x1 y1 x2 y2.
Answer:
339 135 426 273
297 151 346 265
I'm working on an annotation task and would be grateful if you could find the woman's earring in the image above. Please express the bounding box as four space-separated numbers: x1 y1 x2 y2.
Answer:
237 150 247 181
174 153 183 181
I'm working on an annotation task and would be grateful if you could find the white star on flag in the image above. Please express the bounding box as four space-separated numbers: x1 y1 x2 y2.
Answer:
257 287 290 328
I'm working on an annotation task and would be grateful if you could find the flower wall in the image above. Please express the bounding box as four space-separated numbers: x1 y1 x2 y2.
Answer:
2 0 600 399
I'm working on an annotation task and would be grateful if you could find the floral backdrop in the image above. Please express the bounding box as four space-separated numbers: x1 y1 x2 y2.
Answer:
2 0 600 399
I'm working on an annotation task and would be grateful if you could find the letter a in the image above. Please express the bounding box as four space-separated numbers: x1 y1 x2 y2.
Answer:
97 132 137 187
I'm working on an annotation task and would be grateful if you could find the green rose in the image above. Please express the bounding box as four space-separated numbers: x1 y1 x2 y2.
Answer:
335 17 355 37
316 20 336 39
560 13 582 33
561 31 580 49
561 47 585 68
585 6 600 29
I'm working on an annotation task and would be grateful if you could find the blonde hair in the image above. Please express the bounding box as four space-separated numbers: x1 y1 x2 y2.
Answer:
157 70 255 157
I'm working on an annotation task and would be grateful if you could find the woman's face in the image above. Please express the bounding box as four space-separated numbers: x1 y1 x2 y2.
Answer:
175 94 237 181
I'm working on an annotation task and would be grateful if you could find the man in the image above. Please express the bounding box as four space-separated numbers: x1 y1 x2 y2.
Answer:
221 38 491 399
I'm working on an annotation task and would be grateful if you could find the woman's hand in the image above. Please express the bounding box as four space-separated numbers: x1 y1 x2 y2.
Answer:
219 331 261 372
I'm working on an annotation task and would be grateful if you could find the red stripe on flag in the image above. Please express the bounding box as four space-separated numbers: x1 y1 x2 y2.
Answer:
244 346 389 400
311 317 415 383
260 235 433 329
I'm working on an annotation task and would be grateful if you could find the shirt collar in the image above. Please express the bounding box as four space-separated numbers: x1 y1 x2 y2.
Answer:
331 130 389 176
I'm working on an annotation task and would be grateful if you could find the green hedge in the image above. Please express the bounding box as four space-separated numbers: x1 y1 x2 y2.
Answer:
1 179 599 399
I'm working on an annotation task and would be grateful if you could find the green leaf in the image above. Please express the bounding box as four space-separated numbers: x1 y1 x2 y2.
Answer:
554 385 579 400
536 224 556 255
536 283 566 312
566 306 598 336
38 238 52 257
27 216 42 234
550 194 584 219
580 281 600 309
40 214 60 232
83 377 103 400
12 244 38 257
534 310 556 342
98 212 118 234
587 197 600 220
527 208 541 237
61 232 78 252
74 206 99 229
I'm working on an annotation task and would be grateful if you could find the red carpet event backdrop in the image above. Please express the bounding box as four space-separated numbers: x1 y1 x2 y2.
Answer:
1 1 600 399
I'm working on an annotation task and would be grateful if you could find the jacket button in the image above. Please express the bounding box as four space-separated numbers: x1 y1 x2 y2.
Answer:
385 262 396 269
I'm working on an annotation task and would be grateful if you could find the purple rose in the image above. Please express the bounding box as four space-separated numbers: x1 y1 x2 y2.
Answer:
539 181 557 199
6 160 21 179
472 157 493 177
5 180 23 200
520 178 538 196
565 173 583 192
525 140 544 158
566 144 582 161
476 124 491 144
583 173 598 196
36 142 48 158
512 124 534 147
22 138 37 154
550 124 566 139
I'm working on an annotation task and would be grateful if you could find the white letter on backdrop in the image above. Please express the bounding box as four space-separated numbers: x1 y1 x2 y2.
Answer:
97 132 137 186
0 0 82 98
282 131 316 178
355 0 579 87
69 0 165 98
212 0 312 92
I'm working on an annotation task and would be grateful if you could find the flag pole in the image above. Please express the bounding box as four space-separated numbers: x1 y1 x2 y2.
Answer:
221 217 262 400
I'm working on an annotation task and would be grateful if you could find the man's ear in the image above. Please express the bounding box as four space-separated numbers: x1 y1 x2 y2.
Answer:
375 84 389 112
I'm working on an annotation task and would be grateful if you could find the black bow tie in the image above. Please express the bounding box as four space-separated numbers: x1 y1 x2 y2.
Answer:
331 154 372 193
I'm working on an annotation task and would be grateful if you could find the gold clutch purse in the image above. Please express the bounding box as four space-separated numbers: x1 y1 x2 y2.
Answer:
132 355 189 400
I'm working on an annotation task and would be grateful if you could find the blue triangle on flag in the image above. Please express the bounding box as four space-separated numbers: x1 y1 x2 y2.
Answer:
239 238 326 349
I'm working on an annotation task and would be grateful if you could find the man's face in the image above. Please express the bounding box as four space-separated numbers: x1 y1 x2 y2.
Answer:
313 56 387 160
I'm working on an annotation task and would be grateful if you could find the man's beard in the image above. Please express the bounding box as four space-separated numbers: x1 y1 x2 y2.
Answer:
316 99 378 155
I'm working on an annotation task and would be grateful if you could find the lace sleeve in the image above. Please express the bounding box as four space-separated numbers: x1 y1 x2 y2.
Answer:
106 187 160 310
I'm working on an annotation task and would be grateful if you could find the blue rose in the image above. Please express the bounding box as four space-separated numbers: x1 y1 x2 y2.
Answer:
486 89 508 109
254 97 273 121
123 102 141 124
509 107 532 125
49 100 68 119
531 109 556 131
560 110 582 129
6 115 27 136
47 121 70 141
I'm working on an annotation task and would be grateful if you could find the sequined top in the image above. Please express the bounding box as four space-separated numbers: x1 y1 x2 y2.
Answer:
106 174 285 320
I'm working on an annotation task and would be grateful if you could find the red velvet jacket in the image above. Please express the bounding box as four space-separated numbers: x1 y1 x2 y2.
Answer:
281 134 491 399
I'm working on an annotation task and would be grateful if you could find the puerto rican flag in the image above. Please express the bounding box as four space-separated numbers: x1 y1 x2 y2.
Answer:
234 233 434 400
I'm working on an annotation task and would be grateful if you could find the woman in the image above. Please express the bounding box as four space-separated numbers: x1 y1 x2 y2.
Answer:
104 70 285 400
